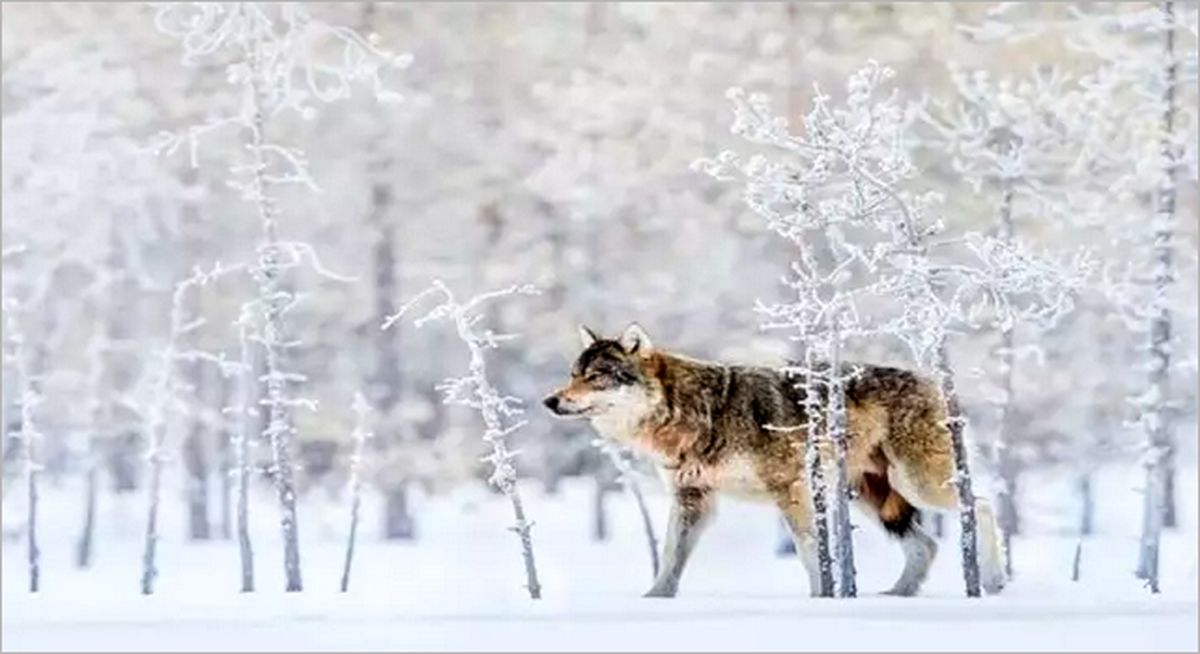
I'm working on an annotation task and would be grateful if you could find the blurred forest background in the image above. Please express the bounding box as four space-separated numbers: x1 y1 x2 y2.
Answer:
1 1 1196 579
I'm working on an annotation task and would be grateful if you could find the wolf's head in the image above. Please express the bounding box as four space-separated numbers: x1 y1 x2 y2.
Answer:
542 323 655 422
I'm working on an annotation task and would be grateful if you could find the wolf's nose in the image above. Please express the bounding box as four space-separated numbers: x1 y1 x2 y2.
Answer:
543 395 560 412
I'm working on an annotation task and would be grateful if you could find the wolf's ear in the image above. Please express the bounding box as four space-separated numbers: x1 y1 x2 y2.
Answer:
619 323 652 356
578 324 599 348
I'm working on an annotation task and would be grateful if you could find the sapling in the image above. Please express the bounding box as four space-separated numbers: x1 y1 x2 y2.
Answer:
384 280 543 599
340 392 373 593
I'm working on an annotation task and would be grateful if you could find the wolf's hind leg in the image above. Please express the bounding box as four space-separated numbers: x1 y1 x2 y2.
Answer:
888 461 1006 595
877 501 937 597
858 472 937 596
644 487 715 598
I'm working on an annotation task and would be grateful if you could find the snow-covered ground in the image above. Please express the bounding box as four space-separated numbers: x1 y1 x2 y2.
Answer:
3 463 1196 652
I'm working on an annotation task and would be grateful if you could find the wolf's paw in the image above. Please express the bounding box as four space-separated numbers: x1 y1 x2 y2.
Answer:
982 570 1007 595
880 584 920 597
643 586 677 598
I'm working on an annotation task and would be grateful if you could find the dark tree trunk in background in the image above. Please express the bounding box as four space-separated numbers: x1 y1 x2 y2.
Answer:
235 325 256 592
108 431 141 493
358 14 415 531
217 372 234 540
371 189 417 543
1163 465 1176 528
1078 473 1094 537
383 481 416 540
76 462 97 568
183 362 212 541
369 197 401 413
28 452 40 593
993 181 1020 577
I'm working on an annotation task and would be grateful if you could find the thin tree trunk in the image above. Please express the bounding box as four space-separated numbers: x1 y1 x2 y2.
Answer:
27 446 40 593
453 300 541 599
507 490 541 599
24 379 41 593
109 432 140 493
937 342 982 598
183 362 211 541
369 195 415 542
827 338 857 598
247 27 302 593
13 313 43 593
1163 465 1176 528
803 352 834 597
235 323 255 593
1078 473 1094 537
79 293 115 567
994 181 1020 577
76 460 97 568
627 478 660 577
383 482 416 540
218 373 233 540
341 394 371 593
140 419 164 595
141 279 192 595
1137 0 1178 592
340 487 363 593
596 439 659 575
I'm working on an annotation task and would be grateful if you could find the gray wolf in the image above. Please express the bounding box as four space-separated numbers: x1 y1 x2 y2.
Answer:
543 323 1006 597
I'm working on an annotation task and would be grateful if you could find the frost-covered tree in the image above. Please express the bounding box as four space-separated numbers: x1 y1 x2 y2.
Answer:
915 63 1088 576
1065 1 1198 593
138 262 242 595
3 293 42 593
152 1 407 592
700 61 1087 597
384 280 543 600
228 307 258 592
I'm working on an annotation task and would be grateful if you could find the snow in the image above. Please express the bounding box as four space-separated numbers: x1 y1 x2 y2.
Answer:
3 464 1196 652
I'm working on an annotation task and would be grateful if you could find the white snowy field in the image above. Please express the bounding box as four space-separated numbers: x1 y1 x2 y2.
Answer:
2 463 1197 652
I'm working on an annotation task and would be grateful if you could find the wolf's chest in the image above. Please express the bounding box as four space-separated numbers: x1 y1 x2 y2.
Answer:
662 453 772 499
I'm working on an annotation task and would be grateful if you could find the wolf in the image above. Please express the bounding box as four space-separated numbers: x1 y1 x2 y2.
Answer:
543 323 1006 598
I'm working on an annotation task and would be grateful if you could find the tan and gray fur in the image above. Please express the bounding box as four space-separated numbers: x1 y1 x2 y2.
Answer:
544 323 1006 597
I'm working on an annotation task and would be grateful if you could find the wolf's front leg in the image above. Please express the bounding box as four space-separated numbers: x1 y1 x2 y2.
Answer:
644 486 715 598
776 491 824 597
